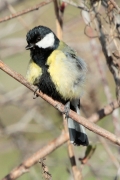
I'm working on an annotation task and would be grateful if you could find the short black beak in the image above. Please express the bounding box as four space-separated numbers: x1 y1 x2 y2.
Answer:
25 44 34 50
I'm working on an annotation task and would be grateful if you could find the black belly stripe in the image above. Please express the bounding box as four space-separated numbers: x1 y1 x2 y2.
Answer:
37 66 68 104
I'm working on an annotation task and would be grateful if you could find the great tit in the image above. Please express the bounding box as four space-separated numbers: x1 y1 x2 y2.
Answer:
26 26 89 146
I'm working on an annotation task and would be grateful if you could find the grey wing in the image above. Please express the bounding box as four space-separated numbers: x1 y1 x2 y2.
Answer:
64 44 88 145
64 46 87 85
63 43 87 72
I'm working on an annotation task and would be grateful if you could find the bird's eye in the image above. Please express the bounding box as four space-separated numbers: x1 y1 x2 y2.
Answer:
36 37 41 42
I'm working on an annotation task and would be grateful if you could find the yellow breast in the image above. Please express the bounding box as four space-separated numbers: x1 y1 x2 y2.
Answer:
26 59 42 85
47 50 82 100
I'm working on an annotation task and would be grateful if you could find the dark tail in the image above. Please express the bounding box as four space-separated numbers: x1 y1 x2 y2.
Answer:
67 99 89 146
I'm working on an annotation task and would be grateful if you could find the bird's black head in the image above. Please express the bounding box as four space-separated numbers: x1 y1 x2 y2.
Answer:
26 26 59 66
26 26 59 51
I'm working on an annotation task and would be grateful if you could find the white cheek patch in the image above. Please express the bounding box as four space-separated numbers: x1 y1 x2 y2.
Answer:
36 32 55 49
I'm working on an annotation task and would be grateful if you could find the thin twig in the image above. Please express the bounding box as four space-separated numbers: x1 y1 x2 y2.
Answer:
2 131 68 180
89 99 120 123
87 6 120 134
63 115 82 180
62 0 89 12
98 136 120 169
83 27 120 168
0 60 120 146
5 1 29 30
93 6 120 102
0 0 52 23
39 158 52 180
109 0 120 12
53 0 63 39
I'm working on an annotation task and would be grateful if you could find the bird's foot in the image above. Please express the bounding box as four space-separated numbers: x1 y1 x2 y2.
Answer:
55 101 70 119
33 87 40 99
64 101 70 119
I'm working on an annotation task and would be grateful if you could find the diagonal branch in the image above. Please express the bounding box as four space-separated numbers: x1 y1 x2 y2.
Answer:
89 99 120 123
62 0 89 12
109 0 120 12
1 59 120 179
0 60 120 146
5 0 29 30
0 0 52 23
2 131 69 180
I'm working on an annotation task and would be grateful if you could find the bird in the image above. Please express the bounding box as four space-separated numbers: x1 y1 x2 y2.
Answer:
25 25 89 146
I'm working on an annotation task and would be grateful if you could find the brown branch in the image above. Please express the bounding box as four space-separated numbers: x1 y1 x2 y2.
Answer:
1 59 120 179
2 131 69 180
53 0 62 26
53 0 64 39
0 60 120 146
0 0 52 23
62 0 89 12
109 0 120 12
89 99 120 123
39 158 52 180
5 1 29 30
83 9 120 132
63 116 82 180
92 6 120 102
98 136 120 169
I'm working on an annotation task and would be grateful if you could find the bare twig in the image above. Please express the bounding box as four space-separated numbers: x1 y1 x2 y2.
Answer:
5 1 29 30
93 6 120 102
87 7 120 134
98 136 120 169
0 0 52 23
53 0 64 39
62 0 89 12
0 60 120 146
109 0 120 12
89 99 120 123
2 131 68 180
39 158 52 180
63 116 82 180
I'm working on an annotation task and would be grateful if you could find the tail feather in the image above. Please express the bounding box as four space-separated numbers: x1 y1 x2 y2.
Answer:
68 118 89 146
67 99 89 146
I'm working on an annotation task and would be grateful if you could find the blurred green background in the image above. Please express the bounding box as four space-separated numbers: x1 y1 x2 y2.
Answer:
0 0 120 179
